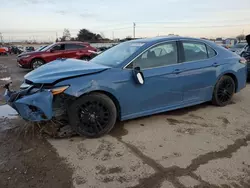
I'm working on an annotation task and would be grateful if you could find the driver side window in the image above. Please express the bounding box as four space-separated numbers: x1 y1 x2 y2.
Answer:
129 41 178 69
52 44 65 51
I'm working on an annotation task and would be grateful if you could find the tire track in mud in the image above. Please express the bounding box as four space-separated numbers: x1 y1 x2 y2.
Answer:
110 124 250 188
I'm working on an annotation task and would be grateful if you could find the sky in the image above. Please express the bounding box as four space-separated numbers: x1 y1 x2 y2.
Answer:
0 0 250 42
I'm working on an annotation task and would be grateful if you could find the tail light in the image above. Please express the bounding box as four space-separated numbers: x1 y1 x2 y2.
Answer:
239 57 247 64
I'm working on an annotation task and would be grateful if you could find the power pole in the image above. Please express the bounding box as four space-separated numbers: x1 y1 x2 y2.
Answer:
112 31 114 40
0 32 3 44
133 22 136 38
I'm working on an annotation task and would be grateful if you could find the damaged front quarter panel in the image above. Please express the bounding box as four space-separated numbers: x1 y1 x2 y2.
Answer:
5 89 53 121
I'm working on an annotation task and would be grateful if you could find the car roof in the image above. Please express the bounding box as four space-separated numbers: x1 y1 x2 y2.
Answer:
128 36 213 45
56 41 88 44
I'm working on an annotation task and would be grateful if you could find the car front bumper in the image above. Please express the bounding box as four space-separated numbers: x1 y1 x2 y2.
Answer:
4 87 54 121
17 58 31 69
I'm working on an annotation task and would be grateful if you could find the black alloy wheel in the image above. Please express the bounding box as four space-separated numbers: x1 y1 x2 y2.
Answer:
68 93 117 138
212 75 235 106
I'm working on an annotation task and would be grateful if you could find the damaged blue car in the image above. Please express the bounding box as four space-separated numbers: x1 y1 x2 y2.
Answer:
4 36 247 138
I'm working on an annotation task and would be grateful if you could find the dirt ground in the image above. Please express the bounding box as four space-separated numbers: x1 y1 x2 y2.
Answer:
1 55 250 188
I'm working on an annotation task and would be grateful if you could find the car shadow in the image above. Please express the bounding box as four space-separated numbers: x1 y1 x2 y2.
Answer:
110 102 212 138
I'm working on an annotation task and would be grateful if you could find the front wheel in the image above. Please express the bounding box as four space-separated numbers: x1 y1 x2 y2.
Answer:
68 93 117 138
31 59 45 70
212 75 235 106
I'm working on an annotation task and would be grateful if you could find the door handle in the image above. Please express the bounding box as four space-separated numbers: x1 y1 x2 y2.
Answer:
173 69 182 74
212 62 220 67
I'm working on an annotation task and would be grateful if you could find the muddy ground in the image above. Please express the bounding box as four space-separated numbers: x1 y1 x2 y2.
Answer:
1 55 250 188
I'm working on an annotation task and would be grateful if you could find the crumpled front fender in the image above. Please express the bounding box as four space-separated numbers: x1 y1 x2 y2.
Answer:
5 90 53 121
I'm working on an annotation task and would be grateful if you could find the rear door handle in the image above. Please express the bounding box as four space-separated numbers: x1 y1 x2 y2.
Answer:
212 62 220 67
173 69 182 74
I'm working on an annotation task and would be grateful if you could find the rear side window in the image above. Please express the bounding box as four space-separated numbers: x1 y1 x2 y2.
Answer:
183 42 208 62
206 45 217 58
65 44 85 50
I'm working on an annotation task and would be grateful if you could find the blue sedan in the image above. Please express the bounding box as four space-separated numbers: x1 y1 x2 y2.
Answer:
4 36 247 137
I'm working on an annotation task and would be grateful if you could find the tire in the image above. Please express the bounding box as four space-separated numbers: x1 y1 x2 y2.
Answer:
67 93 117 138
212 75 235 106
31 58 45 70
80 56 91 61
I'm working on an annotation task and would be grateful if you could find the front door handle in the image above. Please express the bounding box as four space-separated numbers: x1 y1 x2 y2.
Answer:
212 62 220 67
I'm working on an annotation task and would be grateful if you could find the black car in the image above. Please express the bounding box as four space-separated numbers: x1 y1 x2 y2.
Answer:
25 46 35 52
240 35 250 77
10 46 23 54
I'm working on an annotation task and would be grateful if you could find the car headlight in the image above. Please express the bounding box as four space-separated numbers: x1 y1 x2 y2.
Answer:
20 55 30 58
239 58 247 64
48 86 69 95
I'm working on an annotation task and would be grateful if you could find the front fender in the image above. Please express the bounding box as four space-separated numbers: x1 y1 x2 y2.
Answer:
63 79 118 98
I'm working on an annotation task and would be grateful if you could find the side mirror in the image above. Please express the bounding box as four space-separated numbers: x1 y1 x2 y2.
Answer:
49 49 55 53
133 67 144 85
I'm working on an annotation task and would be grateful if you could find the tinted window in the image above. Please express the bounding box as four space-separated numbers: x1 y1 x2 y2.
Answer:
130 42 178 69
65 44 85 50
52 44 65 51
206 45 216 58
183 42 207 62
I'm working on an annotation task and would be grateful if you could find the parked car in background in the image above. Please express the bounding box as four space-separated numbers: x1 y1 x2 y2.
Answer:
240 35 250 77
17 41 98 69
25 46 35 52
5 36 247 138
229 43 247 54
17 46 24 53
0 47 8 55
221 44 229 49
9 46 22 54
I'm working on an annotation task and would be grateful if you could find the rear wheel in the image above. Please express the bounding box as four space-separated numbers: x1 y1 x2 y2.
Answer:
68 93 117 138
212 75 235 106
31 59 45 69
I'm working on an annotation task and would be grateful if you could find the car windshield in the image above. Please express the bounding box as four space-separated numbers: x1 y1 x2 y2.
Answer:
36 46 47 51
40 43 55 51
90 42 145 67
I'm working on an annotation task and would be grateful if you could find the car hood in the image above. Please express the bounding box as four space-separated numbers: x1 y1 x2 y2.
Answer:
18 51 42 57
24 58 110 84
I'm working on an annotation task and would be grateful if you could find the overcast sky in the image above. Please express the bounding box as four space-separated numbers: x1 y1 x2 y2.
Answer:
0 0 250 41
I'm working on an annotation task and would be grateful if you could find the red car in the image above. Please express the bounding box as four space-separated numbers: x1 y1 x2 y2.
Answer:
17 41 97 69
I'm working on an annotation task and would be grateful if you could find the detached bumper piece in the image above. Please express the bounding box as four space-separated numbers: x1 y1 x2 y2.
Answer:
4 87 53 121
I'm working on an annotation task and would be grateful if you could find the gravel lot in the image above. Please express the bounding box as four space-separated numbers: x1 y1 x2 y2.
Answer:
1 55 250 188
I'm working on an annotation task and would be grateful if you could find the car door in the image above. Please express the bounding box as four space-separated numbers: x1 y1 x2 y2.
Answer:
44 44 66 62
64 44 83 59
119 41 184 118
177 40 218 102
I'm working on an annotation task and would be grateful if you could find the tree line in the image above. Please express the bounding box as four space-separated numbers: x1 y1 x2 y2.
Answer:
56 28 110 43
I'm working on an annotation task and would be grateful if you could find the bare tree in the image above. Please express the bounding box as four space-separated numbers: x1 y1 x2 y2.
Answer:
236 34 245 42
63 29 71 40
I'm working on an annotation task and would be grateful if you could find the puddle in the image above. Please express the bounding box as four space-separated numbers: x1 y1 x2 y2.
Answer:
0 105 18 119
0 77 11 81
